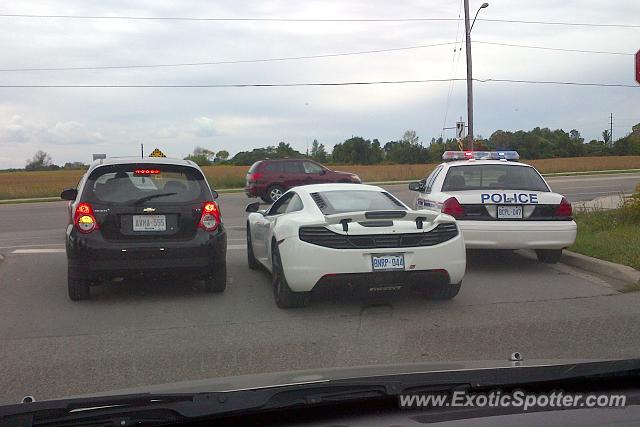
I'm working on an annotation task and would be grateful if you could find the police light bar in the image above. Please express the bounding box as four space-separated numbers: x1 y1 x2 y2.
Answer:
442 151 519 161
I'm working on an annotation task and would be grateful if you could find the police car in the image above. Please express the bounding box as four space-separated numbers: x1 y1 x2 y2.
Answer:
409 151 577 263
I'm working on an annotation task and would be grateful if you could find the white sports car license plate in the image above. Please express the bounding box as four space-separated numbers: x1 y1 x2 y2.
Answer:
371 254 405 271
133 215 166 231
497 205 523 219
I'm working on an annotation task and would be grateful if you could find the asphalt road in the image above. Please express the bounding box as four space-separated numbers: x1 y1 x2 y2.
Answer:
0 173 639 404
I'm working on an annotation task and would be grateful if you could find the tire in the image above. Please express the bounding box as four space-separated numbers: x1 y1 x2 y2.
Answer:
68 267 90 301
260 196 271 203
204 261 227 293
246 223 260 270
265 185 285 203
536 249 563 264
272 245 310 308
424 282 461 300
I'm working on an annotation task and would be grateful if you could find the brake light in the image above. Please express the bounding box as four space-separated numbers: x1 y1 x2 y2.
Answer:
555 197 573 218
199 201 221 231
442 197 465 219
134 169 160 175
74 202 98 233
248 172 262 182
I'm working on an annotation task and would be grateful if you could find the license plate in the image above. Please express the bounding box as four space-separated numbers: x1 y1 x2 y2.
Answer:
371 254 405 271
497 205 523 219
133 215 166 231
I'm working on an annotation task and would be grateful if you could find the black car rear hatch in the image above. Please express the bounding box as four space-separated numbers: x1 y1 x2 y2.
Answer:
81 163 211 241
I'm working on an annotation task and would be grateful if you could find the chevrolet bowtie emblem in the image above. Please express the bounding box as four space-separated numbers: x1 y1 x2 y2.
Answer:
143 207 156 213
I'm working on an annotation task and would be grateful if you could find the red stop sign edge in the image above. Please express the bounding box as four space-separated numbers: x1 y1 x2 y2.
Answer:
636 49 640 85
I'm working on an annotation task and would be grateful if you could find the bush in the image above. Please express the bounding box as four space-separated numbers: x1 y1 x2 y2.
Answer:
619 184 640 223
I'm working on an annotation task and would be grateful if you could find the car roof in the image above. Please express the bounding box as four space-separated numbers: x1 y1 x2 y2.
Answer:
443 159 533 168
258 158 307 163
292 183 384 194
88 156 200 171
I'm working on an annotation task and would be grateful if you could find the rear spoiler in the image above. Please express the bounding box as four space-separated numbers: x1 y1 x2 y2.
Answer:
318 210 443 232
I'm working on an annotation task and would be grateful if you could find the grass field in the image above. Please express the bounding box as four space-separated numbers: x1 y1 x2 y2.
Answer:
1 155 640 200
570 186 640 272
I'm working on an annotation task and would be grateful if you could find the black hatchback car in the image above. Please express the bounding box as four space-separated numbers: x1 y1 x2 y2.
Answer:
60 157 227 300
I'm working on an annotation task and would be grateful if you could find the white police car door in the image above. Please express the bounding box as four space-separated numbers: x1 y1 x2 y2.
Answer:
415 165 444 211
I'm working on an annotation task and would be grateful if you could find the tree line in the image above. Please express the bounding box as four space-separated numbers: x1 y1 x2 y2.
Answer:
221 124 640 166
16 123 640 171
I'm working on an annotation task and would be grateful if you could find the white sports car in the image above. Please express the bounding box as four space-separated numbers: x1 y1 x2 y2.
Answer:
245 184 466 308
410 151 577 263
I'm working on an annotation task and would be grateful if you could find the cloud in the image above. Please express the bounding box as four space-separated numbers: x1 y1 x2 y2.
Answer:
0 115 104 145
190 117 217 138
0 115 31 143
42 121 105 145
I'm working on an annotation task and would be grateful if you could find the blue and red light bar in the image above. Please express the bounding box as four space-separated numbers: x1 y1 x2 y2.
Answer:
442 151 519 161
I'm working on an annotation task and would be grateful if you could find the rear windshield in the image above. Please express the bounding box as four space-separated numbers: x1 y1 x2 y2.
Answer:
84 164 209 205
248 161 262 173
442 165 549 192
314 190 406 214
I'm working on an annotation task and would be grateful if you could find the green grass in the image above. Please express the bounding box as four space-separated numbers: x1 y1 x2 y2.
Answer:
571 198 640 271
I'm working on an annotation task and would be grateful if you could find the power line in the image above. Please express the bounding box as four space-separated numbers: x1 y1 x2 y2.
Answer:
0 78 638 88
475 41 635 56
0 42 458 72
442 0 465 133
2 40 633 74
476 18 640 28
0 13 638 28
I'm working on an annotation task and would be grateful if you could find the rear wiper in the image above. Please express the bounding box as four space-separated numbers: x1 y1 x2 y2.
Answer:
132 192 177 205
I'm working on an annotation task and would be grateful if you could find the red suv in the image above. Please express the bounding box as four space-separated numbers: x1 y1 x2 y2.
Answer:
245 159 362 202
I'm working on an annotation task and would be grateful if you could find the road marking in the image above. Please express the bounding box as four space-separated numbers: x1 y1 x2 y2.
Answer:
12 248 66 254
0 243 64 250
10 246 246 253
228 238 245 242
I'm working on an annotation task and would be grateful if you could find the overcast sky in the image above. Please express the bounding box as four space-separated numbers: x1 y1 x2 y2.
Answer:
0 0 638 168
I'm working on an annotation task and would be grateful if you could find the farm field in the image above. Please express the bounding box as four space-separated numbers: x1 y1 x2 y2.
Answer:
1 156 640 200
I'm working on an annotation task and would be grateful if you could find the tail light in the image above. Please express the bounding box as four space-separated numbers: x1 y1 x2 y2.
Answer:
442 197 465 219
74 202 98 233
555 197 573 218
247 172 262 182
199 201 221 231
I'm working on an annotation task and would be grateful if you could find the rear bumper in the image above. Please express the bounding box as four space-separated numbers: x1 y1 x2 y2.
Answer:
66 225 227 279
245 184 264 198
279 233 466 292
458 220 577 249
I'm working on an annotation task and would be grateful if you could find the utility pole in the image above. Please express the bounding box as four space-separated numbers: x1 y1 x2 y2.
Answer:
463 0 474 151
610 112 613 145
141 143 144 158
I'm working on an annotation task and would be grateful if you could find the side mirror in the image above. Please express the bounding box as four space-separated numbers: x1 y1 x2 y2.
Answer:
408 182 425 192
211 190 219 200
320 169 327 175
245 201 261 213
60 188 78 201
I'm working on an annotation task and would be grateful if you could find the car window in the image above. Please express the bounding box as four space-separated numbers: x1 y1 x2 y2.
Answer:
267 192 294 215
314 190 406 214
425 166 443 192
303 161 324 174
442 165 550 192
283 161 303 173
265 162 284 173
85 165 208 204
248 161 262 173
285 193 304 213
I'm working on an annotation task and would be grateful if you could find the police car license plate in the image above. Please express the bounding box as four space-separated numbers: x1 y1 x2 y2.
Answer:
133 215 166 231
372 254 405 271
497 206 523 219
